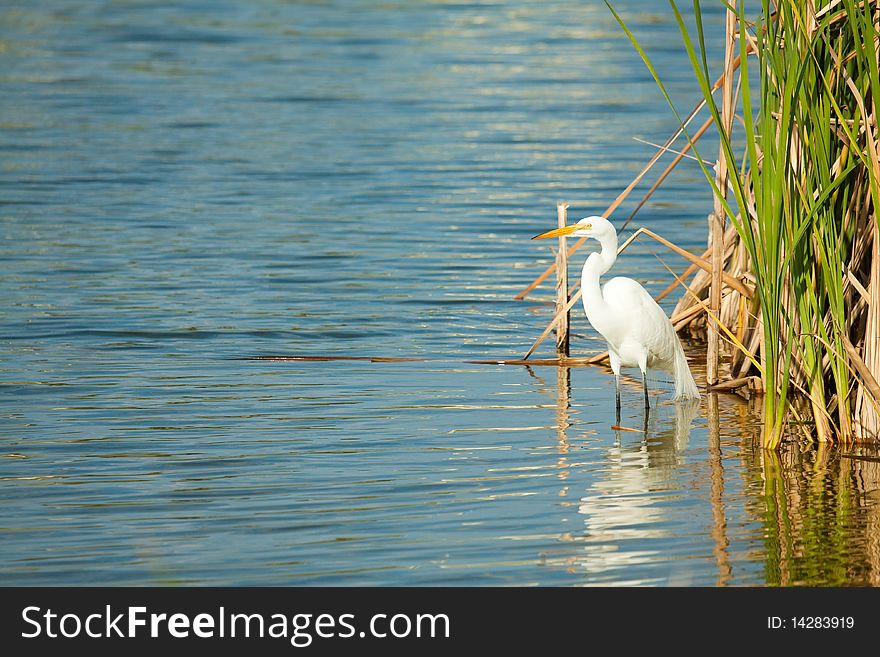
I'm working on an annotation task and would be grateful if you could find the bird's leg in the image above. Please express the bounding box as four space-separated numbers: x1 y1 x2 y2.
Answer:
609 351 622 427
615 375 621 425
642 370 650 415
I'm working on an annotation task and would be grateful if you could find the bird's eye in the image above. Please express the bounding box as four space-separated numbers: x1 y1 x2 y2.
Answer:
585 224 592 229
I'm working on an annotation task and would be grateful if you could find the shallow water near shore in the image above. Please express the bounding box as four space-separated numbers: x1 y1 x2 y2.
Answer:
2 0 880 586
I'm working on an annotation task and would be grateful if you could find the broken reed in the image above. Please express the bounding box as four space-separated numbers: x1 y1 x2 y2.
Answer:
613 0 880 447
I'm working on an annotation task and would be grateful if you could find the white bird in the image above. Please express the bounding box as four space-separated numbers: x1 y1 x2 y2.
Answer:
533 216 700 417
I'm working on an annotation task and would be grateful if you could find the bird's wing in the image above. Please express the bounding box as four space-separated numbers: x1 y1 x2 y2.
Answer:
601 276 678 363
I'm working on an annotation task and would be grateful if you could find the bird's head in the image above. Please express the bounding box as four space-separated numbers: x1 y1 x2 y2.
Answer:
531 215 613 241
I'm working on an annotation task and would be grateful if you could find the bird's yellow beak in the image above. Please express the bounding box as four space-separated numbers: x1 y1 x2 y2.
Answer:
532 224 579 240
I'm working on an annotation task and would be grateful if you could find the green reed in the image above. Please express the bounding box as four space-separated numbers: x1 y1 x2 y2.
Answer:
610 0 880 447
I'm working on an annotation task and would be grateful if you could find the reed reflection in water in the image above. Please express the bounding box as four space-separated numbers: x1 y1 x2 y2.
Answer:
527 362 880 586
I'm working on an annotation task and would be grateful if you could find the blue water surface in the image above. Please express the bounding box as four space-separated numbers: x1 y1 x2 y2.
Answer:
2 0 879 586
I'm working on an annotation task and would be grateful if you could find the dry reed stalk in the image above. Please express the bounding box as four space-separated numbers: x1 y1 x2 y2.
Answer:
522 290 583 360
718 245 745 336
636 228 752 297
470 357 603 367
514 67 745 301
729 294 760 376
707 8 738 386
708 375 762 391
657 261 701 301
673 224 740 325
555 203 570 355
672 302 707 330
621 115 715 231
656 246 763 374
523 226 749 360
856 218 880 439
652 243 715 304
738 314 763 379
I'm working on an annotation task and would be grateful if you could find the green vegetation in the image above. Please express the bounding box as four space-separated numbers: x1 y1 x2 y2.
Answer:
612 0 880 447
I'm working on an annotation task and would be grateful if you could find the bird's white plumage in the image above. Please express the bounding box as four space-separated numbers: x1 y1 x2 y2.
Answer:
595 276 678 370
568 216 700 401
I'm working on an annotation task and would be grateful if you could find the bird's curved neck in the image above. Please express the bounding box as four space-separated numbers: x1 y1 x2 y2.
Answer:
581 231 618 312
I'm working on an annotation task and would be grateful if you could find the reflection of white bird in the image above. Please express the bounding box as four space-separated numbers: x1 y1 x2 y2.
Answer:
671 399 700 451
572 399 700 584
534 216 700 416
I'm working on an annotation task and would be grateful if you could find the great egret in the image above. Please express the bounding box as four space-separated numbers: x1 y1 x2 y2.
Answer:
533 216 700 417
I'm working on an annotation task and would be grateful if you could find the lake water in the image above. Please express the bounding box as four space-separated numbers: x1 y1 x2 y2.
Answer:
2 0 879 586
